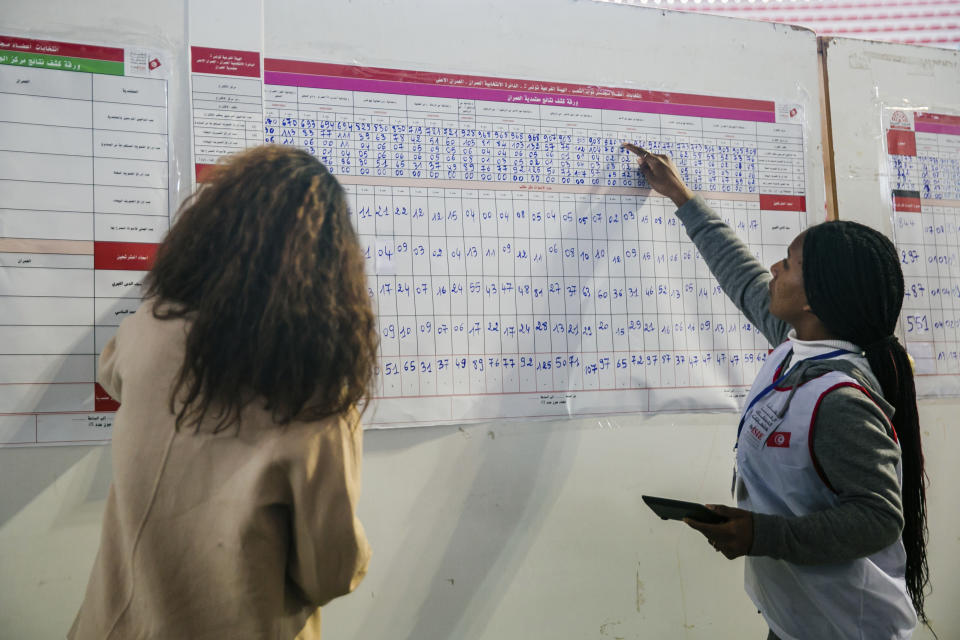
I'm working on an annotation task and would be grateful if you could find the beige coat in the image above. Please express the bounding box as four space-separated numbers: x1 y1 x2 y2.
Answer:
69 301 371 639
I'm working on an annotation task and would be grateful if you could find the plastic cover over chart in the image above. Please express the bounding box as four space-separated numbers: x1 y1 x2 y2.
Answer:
200 57 810 426
886 109 960 387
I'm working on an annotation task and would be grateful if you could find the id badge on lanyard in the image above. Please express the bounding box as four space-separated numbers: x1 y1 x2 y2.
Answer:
732 396 786 496
742 402 785 451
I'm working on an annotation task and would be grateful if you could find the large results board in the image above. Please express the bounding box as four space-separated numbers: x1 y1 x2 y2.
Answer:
192 54 810 426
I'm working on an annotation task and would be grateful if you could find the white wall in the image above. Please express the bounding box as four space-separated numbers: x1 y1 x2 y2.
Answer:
3 408 955 638
0 3 956 639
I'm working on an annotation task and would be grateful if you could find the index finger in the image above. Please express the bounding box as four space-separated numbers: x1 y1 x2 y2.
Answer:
620 142 649 158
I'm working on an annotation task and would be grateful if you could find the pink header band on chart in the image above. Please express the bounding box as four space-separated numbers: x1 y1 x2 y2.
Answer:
264 71 777 123
266 59 773 112
915 122 960 136
915 111 960 127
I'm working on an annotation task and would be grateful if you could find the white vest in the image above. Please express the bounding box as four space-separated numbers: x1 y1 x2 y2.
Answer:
736 341 917 640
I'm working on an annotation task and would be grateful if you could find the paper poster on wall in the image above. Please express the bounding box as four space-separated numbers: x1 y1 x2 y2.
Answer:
884 107 960 396
0 35 175 446
188 0 264 184
190 46 263 182
251 59 811 427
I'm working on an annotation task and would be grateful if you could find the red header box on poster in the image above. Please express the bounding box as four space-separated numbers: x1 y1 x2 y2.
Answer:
195 163 217 182
0 35 123 61
892 192 922 213
94 242 158 271
759 194 806 212
886 129 917 156
191 46 260 78
95 383 120 412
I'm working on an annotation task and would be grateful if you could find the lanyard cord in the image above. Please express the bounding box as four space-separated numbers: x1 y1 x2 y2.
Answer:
735 348 854 443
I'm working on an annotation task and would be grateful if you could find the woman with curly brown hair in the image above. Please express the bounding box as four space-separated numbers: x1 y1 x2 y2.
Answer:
69 146 378 640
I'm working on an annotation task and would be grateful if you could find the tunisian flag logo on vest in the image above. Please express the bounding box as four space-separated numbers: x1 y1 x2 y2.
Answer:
767 432 791 448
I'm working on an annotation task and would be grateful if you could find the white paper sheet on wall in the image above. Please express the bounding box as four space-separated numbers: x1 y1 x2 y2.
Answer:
884 107 960 393
0 35 174 446
240 58 812 427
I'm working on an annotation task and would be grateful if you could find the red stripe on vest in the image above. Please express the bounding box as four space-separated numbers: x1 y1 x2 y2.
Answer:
808 381 896 493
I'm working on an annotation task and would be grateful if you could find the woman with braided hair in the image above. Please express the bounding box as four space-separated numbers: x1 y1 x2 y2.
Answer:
624 144 931 640
70 146 376 639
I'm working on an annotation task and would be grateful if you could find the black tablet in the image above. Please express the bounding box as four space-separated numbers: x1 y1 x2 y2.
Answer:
642 495 728 524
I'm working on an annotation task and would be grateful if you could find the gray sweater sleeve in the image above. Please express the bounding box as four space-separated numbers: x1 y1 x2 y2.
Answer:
750 386 904 564
674 196 789 347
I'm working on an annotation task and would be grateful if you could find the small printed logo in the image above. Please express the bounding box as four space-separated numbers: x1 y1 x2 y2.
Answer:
767 432 791 448
789 107 798 118
889 110 912 131
148 58 161 71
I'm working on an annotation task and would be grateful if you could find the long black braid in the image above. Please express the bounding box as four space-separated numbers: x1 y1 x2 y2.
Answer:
802 220 931 627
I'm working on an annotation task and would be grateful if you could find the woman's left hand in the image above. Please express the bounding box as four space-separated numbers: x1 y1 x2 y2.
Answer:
684 505 754 559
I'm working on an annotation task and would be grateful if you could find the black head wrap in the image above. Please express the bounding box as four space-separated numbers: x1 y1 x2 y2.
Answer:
801 220 905 349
